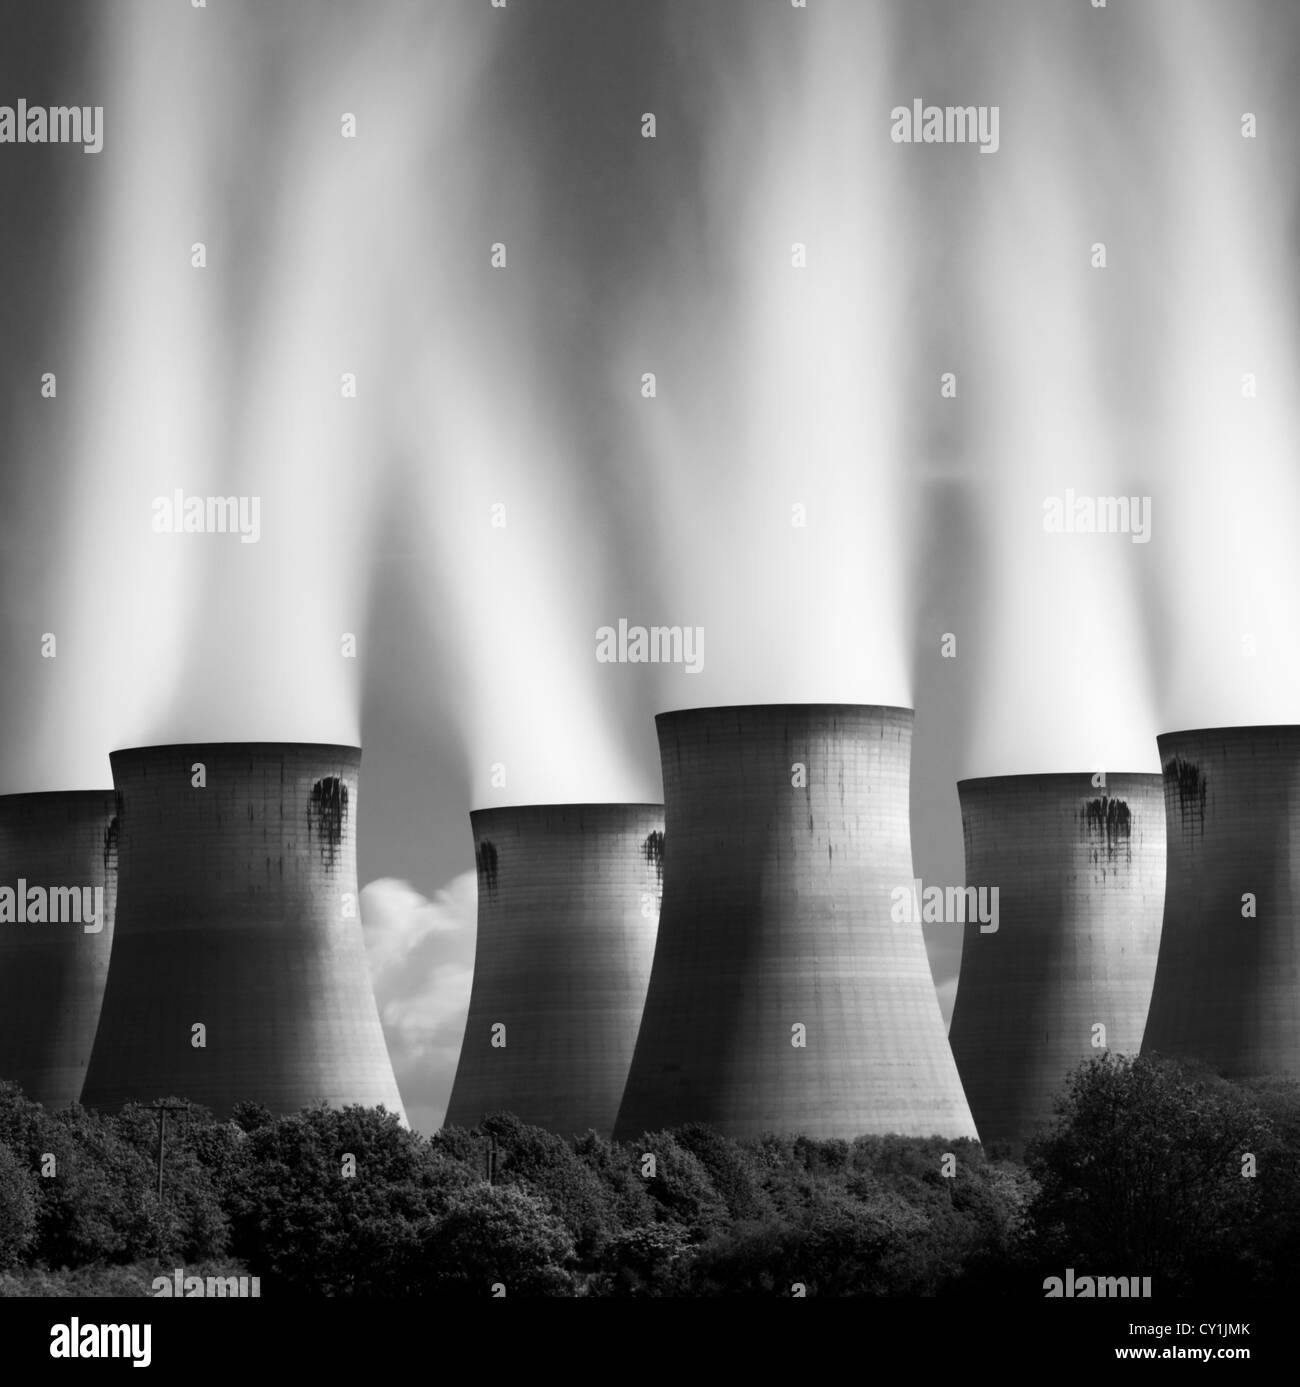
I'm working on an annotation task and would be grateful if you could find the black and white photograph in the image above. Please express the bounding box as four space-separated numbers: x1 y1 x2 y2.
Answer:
0 0 1292 1367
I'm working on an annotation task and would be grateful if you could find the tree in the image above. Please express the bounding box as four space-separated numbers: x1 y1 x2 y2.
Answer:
0 1141 38 1268
1237 1077 1300 1292
622 1129 727 1236
417 1184 576 1296
671 1124 769 1222
571 1130 657 1233
1025 1053 1270 1292
592 1220 693 1296
475 1113 619 1259
114 1101 229 1262
224 1104 471 1294
0 1081 51 1158
685 1187 926 1296
37 1105 160 1266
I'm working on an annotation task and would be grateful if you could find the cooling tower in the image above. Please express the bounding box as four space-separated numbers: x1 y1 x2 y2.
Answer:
946 774 1166 1148
1143 726 1300 1079
444 803 663 1137
0 792 118 1108
614 705 978 1142
80 744 405 1121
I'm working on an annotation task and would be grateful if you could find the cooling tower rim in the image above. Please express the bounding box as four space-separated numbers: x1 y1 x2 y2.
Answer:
0 788 116 804
655 702 914 725
958 772 1162 791
1156 724 1300 743
470 802 664 815
109 741 361 759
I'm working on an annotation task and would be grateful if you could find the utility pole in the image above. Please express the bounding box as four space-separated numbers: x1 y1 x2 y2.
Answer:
152 1101 188 1202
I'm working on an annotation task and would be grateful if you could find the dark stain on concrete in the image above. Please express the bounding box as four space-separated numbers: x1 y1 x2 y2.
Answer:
1164 756 1208 836
102 816 119 875
307 777 348 866
1080 795 1132 859
476 839 499 898
642 830 665 883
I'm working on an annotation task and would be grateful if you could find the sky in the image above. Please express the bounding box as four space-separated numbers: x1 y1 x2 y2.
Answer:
2 0 1298 1135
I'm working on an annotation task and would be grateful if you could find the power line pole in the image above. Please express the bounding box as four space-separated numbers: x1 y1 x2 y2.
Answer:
152 1101 188 1202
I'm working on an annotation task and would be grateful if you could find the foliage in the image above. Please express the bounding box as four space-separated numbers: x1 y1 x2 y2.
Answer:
223 1103 474 1295
1024 1053 1272 1293
624 1129 729 1236
114 1101 230 1262
0 1142 38 1269
416 1183 576 1296
476 1112 620 1259
0 1063 1294 1296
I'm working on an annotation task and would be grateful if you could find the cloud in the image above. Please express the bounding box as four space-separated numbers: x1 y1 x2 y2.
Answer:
360 872 478 1135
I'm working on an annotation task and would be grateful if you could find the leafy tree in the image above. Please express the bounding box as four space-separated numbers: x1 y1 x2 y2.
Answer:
685 1187 925 1296
0 1081 52 1158
1238 1077 1300 1292
37 1105 161 1265
591 1220 693 1296
930 1158 1039 1296
0 1084 206 1267
475 1113 618 1258
230 1101 275 1134
571 1130 657 1232
224 1104 471 1294
417 1183 576 1296
427 1122 485 1171
0 1141 39 1268
114 1100 229 1262
672 1124 769 1221
187 1119 252 1211
622 1129 727 1236
1025 1053 1270 1292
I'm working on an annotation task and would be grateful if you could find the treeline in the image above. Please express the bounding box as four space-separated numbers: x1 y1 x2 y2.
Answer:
0 1054 1297 1296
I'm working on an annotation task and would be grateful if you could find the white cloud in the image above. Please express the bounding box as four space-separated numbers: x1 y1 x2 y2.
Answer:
360 872 478 1135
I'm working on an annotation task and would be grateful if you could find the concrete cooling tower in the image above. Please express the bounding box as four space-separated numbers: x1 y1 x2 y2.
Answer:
444 803 663 1137
1143 726 1300 1080
80 744 405 1121
613 705 978 1142
0 792 118 1108
946 774 1166 1148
